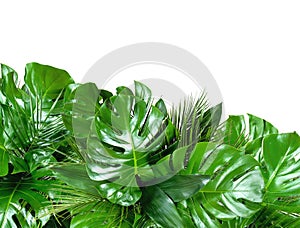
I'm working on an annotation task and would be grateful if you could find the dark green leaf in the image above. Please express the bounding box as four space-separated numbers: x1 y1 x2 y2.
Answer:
158 174 210 202
142 186 184 227
51 164 100 195
186 198 221 228
248 207 300 227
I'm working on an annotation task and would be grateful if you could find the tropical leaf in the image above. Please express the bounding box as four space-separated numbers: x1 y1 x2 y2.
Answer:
0 146 9 176
70 201 134 228
170 93 222 147
71 82 178 205
222 114 278 148
157 174 210 202
184 142 264 220
262 133 300 213
184 198 222 228
0 63 74 168
51 163 100 195
0 63 74 227
248 207 300 228
51 164 137 228
141 186 184 228
0 170 51 228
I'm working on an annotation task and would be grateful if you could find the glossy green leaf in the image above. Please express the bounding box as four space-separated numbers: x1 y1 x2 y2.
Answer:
0 173 50 228
98 182 141 206
142 186 184 227
51 164 100 195
248 207 300 227
158 174 210 202
133 215 159 228
24 62 74 99
0 147 8 176
176 201 196 228
1 64 22 104
84 83 177 187
186 198 221 228
262 133 300 212
0 63 73 166
70 201 132 228
223 114 278 148
0 63 75 227
187 143 264 220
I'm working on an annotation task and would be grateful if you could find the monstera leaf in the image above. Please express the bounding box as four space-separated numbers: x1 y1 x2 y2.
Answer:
183 142 264 221
0 63 74 227
0 170 51 228
0 63 74 164
223 114 278 148
73 82 178 205
262 133 300 213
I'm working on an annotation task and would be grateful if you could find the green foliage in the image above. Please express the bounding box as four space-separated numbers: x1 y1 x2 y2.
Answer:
0 63 74 227
1 62 299 227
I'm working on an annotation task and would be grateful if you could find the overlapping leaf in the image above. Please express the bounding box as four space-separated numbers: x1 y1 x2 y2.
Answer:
0 63 74 227
78 82 177 197
185 143 264 220
223 114 278 148
0 170 51 228
262 133 300 213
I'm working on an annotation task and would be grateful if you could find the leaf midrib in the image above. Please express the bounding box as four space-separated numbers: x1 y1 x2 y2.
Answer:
265 146 290 190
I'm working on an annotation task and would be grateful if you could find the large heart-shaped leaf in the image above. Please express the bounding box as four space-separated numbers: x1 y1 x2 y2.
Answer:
83 82 177 187
24 62 74 99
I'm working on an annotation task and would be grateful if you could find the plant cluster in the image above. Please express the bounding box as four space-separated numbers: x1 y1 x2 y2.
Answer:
0 63 299 227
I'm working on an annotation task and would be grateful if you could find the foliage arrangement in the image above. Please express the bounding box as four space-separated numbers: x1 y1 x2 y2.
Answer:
0 63 299 228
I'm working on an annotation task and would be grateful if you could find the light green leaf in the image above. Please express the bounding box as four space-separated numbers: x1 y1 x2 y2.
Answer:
70 202 132 228
25 62 74 99
0 147 8 176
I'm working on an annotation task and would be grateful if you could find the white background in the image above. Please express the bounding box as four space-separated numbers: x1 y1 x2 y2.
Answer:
0 0 299 133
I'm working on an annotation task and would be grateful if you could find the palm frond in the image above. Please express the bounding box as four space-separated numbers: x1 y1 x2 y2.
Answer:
170 92 222 147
